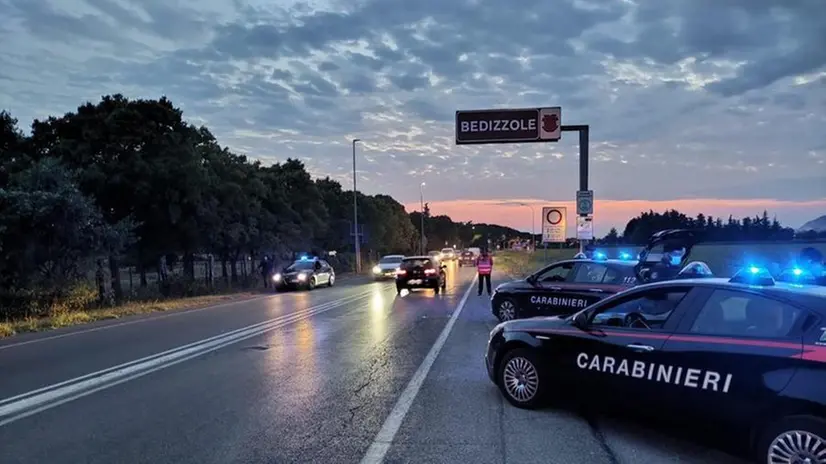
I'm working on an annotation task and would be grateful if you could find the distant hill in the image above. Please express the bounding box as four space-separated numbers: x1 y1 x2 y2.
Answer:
798 215 826 233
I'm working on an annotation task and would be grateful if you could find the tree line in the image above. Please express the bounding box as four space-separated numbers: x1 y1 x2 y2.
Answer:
598 209 819 245
0 95 526 318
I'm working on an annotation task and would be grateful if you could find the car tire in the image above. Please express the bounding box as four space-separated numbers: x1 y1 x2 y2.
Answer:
498 348 546 410
328 274 335 287
755 415 826 464
308 278 316 290
496 298 519 322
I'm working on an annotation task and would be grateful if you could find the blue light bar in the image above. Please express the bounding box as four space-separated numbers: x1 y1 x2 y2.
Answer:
730 265 775 286
618 251 633 260
593 251 607 261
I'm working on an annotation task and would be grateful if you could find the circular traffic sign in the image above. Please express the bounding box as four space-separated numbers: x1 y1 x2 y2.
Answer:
577 198 592 213
546 209 563 225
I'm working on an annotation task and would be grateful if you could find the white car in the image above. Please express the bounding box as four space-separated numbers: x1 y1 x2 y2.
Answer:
372 255 405 280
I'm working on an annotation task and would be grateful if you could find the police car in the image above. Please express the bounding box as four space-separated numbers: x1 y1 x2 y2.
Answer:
272 256 335 291
485 266 826 464
491 229 703 322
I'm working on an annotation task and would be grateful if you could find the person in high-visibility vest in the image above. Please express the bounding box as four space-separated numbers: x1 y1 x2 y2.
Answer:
476 249 493 296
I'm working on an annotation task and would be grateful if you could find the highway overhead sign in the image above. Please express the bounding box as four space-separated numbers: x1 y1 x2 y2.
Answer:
542 206 567 243
576 190 594 216
455 107 562 145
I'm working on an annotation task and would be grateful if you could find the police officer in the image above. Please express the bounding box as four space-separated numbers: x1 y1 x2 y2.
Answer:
476 248 493 296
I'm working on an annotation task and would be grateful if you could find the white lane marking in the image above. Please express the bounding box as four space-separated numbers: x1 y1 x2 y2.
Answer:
0 290 374 407
360 273 478 464
0 280 378 351
0 290 388 425
0 294 274 351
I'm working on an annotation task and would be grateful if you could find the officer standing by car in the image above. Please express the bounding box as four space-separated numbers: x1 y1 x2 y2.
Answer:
476 248 493 296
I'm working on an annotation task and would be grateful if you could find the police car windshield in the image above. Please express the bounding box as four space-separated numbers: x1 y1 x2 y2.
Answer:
403 259 432 269
379 256 403 263
285 261 315 271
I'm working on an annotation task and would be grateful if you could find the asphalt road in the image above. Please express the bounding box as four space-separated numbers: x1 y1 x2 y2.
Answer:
0 262 749 463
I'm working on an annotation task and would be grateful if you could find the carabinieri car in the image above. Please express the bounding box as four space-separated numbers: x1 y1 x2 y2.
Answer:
491 229 705 322
486 266 826 464
272 256 335 291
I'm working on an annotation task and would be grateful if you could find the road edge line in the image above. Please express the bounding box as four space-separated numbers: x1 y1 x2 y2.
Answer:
359 273 479 464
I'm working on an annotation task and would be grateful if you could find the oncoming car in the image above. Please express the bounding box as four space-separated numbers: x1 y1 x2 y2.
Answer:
485 266 826 464
441 248 456 261
491 229 705 322
372 254 404 280
395 256 447 294
272 257 334 291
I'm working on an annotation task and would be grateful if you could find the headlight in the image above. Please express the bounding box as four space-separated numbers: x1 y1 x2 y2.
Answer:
273 273 281 282
297 273 307 281
372 265 381 274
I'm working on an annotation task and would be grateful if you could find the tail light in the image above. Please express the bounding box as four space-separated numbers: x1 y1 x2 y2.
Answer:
424 268 437 275
396 269 407 276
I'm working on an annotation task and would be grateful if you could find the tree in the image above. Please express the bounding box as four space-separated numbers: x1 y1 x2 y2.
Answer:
0 158 134 292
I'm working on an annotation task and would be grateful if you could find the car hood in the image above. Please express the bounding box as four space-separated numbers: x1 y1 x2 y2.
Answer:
502 315 567 332
494 279 532 293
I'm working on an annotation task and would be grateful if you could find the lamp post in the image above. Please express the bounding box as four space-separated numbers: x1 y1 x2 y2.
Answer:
419 182 426 255
352 138 361 273
518 203 536 252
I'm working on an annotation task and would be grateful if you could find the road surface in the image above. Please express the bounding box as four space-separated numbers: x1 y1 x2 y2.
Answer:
0 263 748 463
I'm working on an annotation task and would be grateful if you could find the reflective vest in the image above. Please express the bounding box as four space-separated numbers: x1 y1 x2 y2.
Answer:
477 256 493 275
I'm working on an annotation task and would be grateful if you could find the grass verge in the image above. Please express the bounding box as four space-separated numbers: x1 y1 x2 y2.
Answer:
0 292 261 339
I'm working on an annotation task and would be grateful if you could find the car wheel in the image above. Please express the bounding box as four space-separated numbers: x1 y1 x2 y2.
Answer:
496 298 519 322
328 274 335 287
498 348 545 409
757 416 826 464
308 278 316 290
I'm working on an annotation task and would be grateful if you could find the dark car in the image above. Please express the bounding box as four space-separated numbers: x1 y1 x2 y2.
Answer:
458 250 476 267
485 267 826 464
491 229 703 322
396 256 447 294
272 257 335 291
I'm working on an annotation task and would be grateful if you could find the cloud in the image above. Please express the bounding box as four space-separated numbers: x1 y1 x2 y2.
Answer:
0 0 823 226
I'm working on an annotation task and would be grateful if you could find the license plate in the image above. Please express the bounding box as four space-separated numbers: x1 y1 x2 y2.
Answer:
409 279 422 285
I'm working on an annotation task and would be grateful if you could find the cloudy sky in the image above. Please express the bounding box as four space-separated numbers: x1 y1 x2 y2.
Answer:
1 0 825 235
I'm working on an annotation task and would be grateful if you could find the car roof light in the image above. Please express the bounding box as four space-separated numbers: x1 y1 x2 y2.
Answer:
678 261 714 278
729 265 775 286
618 251 633 260
593 251 607 261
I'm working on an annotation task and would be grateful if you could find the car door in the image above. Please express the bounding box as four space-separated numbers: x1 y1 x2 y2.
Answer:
662 288 807 427
320 261 333 283
562 262 627 309
519 262 578 317
548 286 699 411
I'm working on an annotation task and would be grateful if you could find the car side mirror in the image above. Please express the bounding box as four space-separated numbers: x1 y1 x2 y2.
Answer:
572 311 589 329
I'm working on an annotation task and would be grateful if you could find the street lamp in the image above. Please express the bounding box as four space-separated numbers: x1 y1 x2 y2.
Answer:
518 203 536 252
352 138 361 273
419 182 426 255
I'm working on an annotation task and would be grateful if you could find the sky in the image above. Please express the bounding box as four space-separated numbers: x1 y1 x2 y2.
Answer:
1 0 825 235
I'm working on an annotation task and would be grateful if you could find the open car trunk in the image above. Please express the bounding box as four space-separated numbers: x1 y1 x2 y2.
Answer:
634 229 701 283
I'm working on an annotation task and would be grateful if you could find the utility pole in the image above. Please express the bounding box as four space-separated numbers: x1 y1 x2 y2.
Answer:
419 182 426 255
352 139 361 273
519 203 536 252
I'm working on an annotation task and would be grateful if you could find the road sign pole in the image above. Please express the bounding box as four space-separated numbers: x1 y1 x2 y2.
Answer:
561 125 590 252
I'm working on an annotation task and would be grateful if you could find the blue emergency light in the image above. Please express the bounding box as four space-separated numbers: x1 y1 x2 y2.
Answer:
777 265 816 284
729 265 775 286
618 251 633 260
593 251 607 261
